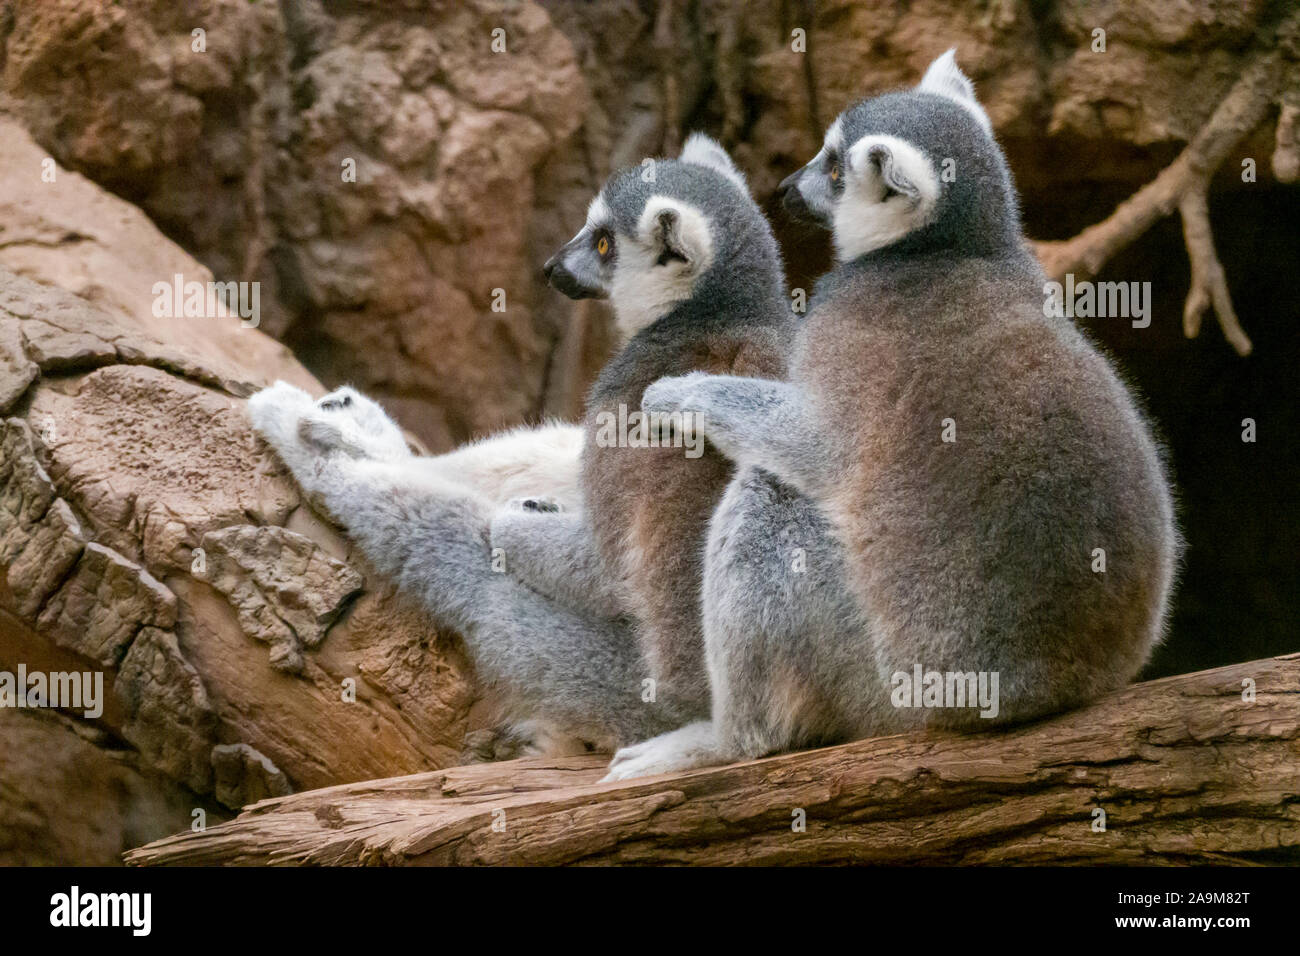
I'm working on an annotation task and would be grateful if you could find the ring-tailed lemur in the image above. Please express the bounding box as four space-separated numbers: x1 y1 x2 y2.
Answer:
629 50 1180 777
545 134 792 718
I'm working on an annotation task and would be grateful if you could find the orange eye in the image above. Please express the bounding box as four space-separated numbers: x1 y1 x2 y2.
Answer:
829 162 841 182
597 235 611 257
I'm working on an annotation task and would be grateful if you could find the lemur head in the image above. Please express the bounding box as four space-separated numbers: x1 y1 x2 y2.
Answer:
543 133 784 337
777 49 1019 262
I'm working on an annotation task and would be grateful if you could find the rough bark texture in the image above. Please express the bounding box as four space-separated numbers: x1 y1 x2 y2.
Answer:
126 654 1300 867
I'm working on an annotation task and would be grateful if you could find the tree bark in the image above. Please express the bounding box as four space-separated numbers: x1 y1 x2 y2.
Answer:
127 653 1300 866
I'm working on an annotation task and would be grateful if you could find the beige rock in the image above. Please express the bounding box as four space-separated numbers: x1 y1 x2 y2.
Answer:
0 0 593 448
210 743 292 809
0 319 38 412
0 418 85 619
28 362 299 573
0 118 317 392
196 525 365 675
115 626 218 793
36 542 178 668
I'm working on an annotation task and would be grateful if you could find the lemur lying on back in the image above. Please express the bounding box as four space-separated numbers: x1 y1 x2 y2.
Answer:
625 50 1180 777
247 381 669 756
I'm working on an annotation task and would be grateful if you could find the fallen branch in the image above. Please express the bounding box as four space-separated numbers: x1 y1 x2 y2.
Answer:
127 653 1300 866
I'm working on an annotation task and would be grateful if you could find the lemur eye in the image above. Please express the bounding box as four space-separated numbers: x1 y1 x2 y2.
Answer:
595 232 613 258
829 161 841 182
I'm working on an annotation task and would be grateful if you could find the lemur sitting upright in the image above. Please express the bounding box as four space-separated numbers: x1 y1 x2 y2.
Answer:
625 50 1180 778
541 134 791 717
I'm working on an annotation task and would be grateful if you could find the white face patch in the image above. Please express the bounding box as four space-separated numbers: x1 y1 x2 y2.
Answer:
785 115 845 224
548 193 614 297
610 195 715 337
832 133 939 261
917 48 992 137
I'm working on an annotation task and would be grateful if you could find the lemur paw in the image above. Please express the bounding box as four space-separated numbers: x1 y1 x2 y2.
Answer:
303 386 412 461
641 371 711 418
601 722 723 781
247 380 317 454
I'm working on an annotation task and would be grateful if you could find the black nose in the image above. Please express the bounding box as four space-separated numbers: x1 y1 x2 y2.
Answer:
777 172 812 221
542 255 596 300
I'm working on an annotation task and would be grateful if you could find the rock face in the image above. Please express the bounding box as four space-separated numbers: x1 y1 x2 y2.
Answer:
196 525 364 675
0 707 212 866
0 117 316 394
0 259 479 864
0 0 601 448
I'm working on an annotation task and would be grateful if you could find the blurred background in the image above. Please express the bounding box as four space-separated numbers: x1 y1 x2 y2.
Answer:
0 0 1296 862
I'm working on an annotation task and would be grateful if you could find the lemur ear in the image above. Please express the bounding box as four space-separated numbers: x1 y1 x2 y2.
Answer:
679 132 748 192
864 143 920 200
640 197 714 271
917 48 993 136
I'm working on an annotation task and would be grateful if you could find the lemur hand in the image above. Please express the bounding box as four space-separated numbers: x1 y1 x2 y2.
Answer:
641 371 714 419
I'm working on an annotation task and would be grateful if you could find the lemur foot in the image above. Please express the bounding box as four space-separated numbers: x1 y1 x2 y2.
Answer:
489 496 566 560
601 721 724 781
247 381 412 463
301 386 413 460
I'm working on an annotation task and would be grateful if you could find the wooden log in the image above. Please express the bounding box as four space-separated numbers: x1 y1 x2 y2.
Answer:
126 653 1300 866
